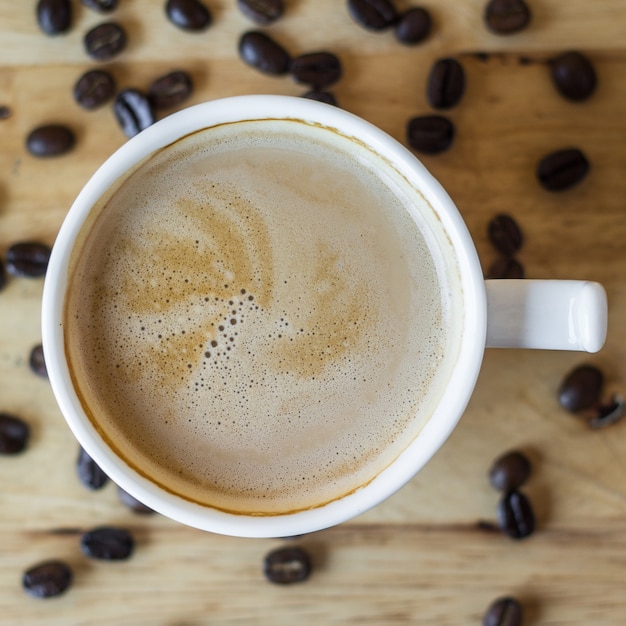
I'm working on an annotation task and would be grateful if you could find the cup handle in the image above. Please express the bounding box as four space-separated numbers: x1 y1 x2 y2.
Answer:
485 280 608 352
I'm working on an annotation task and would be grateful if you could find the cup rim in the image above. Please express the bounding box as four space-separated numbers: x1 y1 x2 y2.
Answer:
42 95 486 537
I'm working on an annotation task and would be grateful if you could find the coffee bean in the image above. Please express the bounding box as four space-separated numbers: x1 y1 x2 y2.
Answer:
497 490 535 539
290 52 342 89
394 7 432 45
238 31 291 76
489 450 531 492
73 69 116 110
488 214 523 256
347 0 399 31
37 0 72 36
118 486 155 514
26 124 75 157
80 526 135 560
536 148 589 192
81 0 118 13
263 546 312 584
6 242 52 277
406 115 455 154
484 0 531 35
588 395 625 429
148 70 193 110
486 257 525 279
0 413 30 455
549 51 597 102
113 89 155 138
426 58 465 110
301 90 338 106
84 22 127 61
237 0 284 25
22 560 73 599
165 0 212 31
0 105 11 120
76 446 109 490
29 344 48 378
483 596 523 626
558 364 604 412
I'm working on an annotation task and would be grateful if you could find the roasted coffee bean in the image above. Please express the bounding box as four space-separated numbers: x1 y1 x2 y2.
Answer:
37 0 72 36
406 115 454 154
148 70 193 109
488 214 523 256
347 0 399 31
165 0 212 31
6 242 52 277
301 90 338 106
484 0 531 35
238 31 291 76
0 413 30 455
26 124 75 157
237 0 284 25
29 344 48 378
498 490 535 539
558 364 604 413
290 52 342 89
536 148 589 192
118 486 155 514
113 89 155 138
549 51 597 102
263 546 312 584
81 0 118 13
483 596 523 626
22 560 73 599
394 7 432 45
489 450 531 492
427 58 465 110
84 22 127 61
76 446 109 490
73 69 116 110
80 526 135 560
486 257 525 279
589 395 626 429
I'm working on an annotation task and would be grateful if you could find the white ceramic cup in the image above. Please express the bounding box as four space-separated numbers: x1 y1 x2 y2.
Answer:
42 95 607 538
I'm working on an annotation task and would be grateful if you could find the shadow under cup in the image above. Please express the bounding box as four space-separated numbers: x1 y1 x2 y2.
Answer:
42 96 486 538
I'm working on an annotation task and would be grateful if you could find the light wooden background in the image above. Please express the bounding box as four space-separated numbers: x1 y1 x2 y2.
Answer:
1 1 626 624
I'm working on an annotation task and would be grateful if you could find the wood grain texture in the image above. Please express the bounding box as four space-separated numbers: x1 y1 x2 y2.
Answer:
1 1 625 624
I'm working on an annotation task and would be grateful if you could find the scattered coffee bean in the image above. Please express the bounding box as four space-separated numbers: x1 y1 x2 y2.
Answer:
6 242 52 278
488 214 523 256
426 58 465 110
263 546 312 584
113 89 155 138
0 413 30 454
348 0 399 31
84 22 127 61
558 364 604 412
486 257 525 279
73 69 116 110
394 7 432 45
26 124 75 157
536 148 589 192
497 490 535 539
29 344 48 378
0 105 11 120
238 31 291 76
36 0 72 36
301 90 338 106
406 115 455 154
489 450 531 492
237 0 284 25
549 51 597 102
588 395 625 429
81 0 118 13
165 0 212 31
483 596 523 626
80 526 135 560
22 560 73 599
290 52 342 89
76 446 109 489
118 486 155 514
484 0 531 35
148 70 193 109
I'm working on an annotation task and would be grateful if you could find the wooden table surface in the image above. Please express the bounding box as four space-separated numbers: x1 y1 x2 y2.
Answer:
1 1 626 624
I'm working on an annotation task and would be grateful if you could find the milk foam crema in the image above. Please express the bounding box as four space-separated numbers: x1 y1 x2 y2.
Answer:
64 119 463 515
